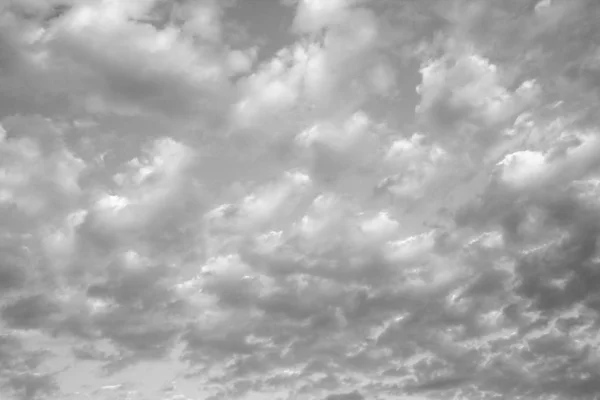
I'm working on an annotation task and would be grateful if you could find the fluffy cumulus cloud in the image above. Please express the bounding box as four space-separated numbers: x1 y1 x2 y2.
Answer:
2 0 600 399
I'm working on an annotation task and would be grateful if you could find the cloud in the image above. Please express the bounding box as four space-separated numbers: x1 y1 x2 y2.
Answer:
2 0 600 399
295 111 382 187
0 116 85 222
1 294 61 331
322 390 364 400
496 131 600 192
292 0 353 33
4 371 58 400
232 43 308 131
0 333 58 400
376 133 454 203
0 0 238 135
89 137 197 232
45 0 232 116
0 237 30 292
232 0 392 135
203 170 312 257
416 41 540 156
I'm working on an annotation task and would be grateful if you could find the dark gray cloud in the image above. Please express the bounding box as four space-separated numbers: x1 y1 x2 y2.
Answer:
323 390 364 400
1 294 60 330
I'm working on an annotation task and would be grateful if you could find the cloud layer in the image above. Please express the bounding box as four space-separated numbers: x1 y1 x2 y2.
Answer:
1 0 600 399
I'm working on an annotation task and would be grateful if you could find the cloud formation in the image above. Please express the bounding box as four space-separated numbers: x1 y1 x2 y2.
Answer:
1 0 600 399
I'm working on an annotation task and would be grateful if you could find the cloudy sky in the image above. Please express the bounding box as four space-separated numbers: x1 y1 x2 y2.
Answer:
1 0 600 399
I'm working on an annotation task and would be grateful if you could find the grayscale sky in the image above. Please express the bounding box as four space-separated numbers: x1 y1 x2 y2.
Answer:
1 0 600 399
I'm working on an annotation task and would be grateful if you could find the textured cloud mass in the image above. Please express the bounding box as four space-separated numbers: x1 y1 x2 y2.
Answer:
2 0 600 399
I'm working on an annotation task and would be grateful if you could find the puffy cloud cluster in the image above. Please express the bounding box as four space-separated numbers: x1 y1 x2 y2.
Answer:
416 42 540 156
295 111 382 191
2 0 600 399
45 0 233 116
233 0 395 134
0 333 58 400
90 137 197 233
496 132 600 192
377 132 452 203
0 116 84 225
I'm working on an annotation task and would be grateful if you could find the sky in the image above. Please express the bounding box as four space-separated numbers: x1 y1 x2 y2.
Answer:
1 0 600 399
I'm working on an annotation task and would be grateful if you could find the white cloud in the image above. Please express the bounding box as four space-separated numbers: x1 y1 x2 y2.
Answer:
232 44 310 130
297 111 372 153
292 0 353 33
383 231 436 264
0 115 85 228
174 0 224 42
24 0 234 120
376 133 453 202
496 150 548 189
495 131 600 191
359 211 399 243
294 193 349 245
205 170 312 235
416 43 540 154
232 0 388 134
90 137 196 233
296 111 382 186
41 209 88 263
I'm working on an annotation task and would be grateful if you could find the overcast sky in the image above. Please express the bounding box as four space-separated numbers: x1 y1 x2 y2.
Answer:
1 0 600 399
